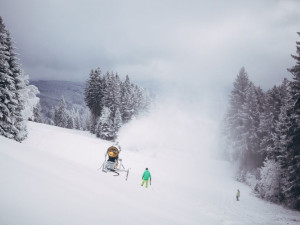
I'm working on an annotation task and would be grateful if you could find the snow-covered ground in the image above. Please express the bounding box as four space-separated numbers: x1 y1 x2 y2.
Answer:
1 118 300 225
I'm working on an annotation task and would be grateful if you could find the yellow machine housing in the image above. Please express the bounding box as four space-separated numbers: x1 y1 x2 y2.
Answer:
107 146 119 158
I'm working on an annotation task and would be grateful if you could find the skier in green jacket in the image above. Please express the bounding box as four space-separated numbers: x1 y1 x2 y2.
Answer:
141 168 151 188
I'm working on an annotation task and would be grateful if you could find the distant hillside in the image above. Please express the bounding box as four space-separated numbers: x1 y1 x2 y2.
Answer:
30 80 87 121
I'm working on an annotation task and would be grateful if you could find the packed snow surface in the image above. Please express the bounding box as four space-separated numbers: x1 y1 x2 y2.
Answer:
1 121 300 225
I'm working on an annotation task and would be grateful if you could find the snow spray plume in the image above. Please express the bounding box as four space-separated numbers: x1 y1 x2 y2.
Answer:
117 98 219 159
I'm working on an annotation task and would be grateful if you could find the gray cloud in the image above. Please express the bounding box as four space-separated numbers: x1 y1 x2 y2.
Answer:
1 0 300 97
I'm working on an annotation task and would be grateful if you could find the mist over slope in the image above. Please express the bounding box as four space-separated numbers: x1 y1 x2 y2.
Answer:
118 103 218 156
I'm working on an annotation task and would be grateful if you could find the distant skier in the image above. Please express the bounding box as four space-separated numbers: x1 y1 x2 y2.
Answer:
236 189 240 201
141 168 151 188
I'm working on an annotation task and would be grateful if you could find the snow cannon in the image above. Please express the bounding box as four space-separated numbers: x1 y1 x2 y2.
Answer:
100 144 130 180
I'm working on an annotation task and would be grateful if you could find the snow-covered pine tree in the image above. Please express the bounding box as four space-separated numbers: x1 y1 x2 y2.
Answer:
102 72 113 111
84 68 104 133
138 87 152 114
113 107 122 138
111 73 122 115
67 108 81 130
84 68 152 140
33 102 43 123
131 85 151 117
102 72 122 117
121 75 134 123
21 78 40 122
275 81 292 154
255 86 265 116
131 84 140 117
259 85 282 159
95 107 114 140
281 32 300 209
72 108 81 130
256 158 283 202
81 109 92 131
265 78 292 204
53 97 68 128
133 84 145 116
240 82 264 170
0 16 28 141
66 110 74 129
224 67 250 163
255 84 289 203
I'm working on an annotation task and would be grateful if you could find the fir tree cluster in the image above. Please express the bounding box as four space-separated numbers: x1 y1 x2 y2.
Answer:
223 33 300 209
52 97 86 130
84 68 151 140
0 17 31 142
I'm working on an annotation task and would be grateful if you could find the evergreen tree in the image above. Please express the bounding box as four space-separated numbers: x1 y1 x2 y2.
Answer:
240 82 264 170
138 87 151 114
111 73 122 115
66 111 74 129
131 85 151 117
272 79 293 205
131 84 139 116
224 67 250 163
95 107 114 140
121 75 134 122
273 79 291 160
84 68 103 132
84 68 152 140
21 80 40 121
282 32 300 209
53 97 68 128
33 102 43 123
73 109 81 130
256 158 283 202
0 16 28 141
81 109 92 131
102 72 115 113
68 108 81 130
259 86 282 159
113 107 122 137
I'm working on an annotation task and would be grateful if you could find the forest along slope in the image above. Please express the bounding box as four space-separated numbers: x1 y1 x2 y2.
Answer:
0 121 299 225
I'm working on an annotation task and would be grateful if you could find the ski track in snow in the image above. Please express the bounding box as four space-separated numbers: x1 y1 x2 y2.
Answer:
0 122 300 225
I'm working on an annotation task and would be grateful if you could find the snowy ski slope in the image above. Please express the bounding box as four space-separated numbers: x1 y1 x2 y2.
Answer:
0 120 300 225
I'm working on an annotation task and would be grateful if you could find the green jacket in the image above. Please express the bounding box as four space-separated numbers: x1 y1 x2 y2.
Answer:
142 170 151 180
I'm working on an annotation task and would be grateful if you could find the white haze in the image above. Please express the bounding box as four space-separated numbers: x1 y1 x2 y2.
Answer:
118 100 219 160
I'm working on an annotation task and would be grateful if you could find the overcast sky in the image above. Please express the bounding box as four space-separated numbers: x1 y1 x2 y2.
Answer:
1 0 300 103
